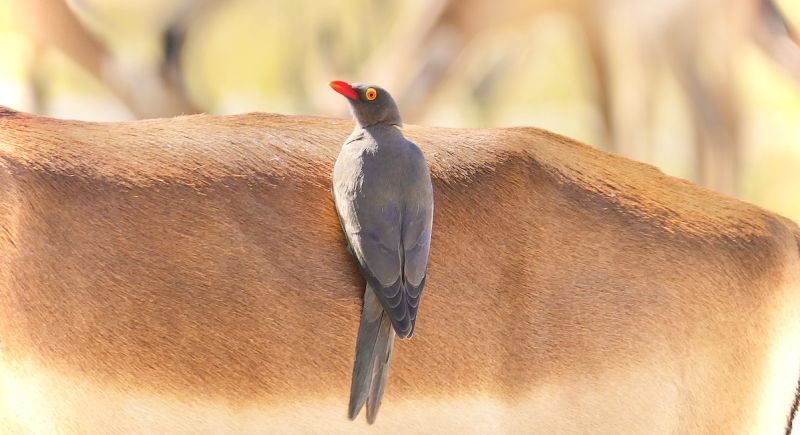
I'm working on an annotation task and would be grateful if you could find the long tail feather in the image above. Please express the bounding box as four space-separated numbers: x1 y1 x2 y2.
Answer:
365 311 395 424
348 284 395 423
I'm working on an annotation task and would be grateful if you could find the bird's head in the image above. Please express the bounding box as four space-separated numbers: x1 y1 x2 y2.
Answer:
330 81 402 128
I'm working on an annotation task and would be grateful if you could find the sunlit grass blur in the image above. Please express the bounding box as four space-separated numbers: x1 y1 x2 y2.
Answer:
0 0 797 220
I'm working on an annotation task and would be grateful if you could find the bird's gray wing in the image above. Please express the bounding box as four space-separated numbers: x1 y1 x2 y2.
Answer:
333 138 433 338
343 200 410 335
399 189 433 335
350 190 432 337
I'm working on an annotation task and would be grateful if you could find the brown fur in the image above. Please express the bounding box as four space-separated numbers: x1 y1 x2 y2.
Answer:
0 106 799 433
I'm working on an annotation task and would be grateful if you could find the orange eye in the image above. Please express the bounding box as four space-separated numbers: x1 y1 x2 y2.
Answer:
365 88 378 101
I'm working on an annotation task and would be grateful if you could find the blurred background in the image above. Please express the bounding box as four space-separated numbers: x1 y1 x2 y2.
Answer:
0 0 798 220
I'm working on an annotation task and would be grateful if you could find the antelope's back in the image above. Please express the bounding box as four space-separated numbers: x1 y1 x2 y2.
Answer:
0 107 798 434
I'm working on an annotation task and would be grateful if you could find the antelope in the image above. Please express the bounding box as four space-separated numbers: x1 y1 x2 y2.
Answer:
15 0 201 118
369 0 800 196
0 106 798 434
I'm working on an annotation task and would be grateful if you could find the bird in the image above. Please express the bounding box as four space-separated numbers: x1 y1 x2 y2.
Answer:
330 80 434 424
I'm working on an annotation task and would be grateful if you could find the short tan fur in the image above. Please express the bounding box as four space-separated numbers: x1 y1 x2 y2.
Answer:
0 107 798 434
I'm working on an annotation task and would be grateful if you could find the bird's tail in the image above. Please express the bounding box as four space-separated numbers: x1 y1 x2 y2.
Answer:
348 283 396 424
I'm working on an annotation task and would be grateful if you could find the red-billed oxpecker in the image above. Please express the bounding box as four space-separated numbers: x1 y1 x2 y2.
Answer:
330 81 434 424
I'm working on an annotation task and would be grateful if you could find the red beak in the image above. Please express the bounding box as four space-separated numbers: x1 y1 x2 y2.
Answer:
330 80 358 101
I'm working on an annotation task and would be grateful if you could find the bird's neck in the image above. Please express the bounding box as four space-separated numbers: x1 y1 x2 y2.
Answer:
353 122 402 137
344 124 404 148
353 112 403 130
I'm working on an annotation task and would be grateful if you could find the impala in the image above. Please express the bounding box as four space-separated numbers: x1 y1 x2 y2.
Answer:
0 106 798 434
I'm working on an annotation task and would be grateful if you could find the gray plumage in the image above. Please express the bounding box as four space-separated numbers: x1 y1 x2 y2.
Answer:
331 82 434 423
348 285 394 423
